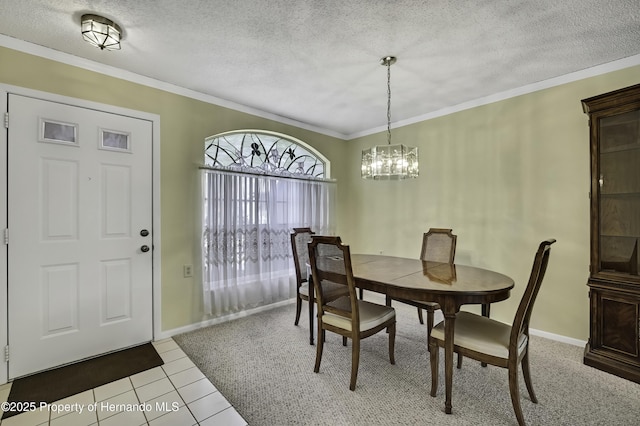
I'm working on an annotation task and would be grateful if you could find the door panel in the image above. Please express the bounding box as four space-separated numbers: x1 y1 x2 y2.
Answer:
8 94 153 379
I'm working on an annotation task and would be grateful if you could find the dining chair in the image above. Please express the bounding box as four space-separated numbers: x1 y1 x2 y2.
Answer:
387 228 456 343
429 239 556 426
291 228 348 345
308 235 396 391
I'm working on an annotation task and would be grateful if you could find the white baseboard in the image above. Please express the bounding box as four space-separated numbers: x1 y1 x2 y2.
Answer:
156 299 295 340
529 328 586 348
157 296 587 349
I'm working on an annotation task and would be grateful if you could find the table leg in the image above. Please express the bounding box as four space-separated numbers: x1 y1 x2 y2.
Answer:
480 303 490 367
481 303 490 318
443 303 456 414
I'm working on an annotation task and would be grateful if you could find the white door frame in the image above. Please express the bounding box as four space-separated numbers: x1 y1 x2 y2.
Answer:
0 84 162 385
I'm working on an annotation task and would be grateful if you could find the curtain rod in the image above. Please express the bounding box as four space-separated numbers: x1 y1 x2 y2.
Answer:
198 165 336 183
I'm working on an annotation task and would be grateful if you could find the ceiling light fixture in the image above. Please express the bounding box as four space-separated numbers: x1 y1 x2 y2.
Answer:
81 14 121 51
361 56 418 180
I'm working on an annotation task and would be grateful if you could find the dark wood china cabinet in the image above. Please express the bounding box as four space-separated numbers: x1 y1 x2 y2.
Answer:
582 83 640 383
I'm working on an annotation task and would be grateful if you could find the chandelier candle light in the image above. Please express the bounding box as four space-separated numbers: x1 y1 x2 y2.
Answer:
361 56 419 180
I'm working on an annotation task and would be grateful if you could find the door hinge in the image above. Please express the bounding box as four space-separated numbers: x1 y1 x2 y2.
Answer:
4 346 8 363
3 112 8 129
3 229 7 245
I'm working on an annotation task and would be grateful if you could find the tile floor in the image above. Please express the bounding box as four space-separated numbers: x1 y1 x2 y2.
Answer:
0 339 247 426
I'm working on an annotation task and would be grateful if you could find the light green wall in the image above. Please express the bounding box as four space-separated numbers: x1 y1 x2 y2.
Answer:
0 46 348 331
345 65 640 340
2 45 639 341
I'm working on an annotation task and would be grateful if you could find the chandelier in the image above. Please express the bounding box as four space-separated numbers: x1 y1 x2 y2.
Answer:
361 56 418 180
81 14 122 51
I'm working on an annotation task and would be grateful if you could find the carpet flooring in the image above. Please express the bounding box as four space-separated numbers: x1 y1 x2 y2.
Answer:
174 297 640 426
3 342 163 419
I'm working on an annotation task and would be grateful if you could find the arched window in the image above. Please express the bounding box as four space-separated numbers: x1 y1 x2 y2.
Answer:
201 130 335 318
204 130 329 179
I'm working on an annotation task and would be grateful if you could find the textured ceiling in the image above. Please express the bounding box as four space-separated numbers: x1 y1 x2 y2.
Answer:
1 0 639 138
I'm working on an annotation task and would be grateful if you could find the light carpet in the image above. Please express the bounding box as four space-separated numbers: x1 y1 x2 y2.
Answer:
174 297 640 425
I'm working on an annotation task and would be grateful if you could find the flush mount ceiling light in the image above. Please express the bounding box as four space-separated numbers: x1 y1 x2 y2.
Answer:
361 56 419 180
81 14 121 51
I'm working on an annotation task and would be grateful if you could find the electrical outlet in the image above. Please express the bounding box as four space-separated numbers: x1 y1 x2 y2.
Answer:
183 264 193 278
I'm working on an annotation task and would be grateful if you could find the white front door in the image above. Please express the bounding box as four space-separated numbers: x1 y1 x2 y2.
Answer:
7 94 153 379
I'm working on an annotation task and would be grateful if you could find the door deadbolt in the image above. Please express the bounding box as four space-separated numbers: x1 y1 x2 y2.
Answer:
140 229 149 237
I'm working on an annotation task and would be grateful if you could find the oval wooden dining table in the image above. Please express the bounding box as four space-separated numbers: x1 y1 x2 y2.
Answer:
348 254 515 415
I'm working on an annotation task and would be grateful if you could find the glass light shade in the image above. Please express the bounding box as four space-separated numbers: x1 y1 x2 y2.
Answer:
361 144 419 180
81 15 121 51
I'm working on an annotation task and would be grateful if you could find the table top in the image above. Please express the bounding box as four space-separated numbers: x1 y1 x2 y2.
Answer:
350 254 514 305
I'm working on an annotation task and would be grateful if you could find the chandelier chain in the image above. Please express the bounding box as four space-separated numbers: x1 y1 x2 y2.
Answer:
386 60 392 145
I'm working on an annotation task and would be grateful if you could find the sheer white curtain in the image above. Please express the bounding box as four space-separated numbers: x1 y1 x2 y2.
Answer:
201 169 336 317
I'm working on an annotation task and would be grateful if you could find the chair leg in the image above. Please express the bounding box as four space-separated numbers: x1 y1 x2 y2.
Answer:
314 323 324 374
429 341 439 397
522 350 538 403
388 322 396 365
508 361 526 426
417 307 424 324
294 295 302 326
359 288 364 300
308 299 315 345
342 336 347 346
457 353 463 369
350 337 360 391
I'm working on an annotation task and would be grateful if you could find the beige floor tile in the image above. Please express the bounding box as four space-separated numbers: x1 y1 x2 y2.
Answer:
148 406 197 426
142 389 185 422
0 383 12 403
134 377 174 403
96 389 140 421
187 392 230 422
199 407 247 426
1 407 50 426
49 408 97 426
48 390 94 420
93 377 133 402
151 340 179 354
177 378 216 404
97 409 147 426
167 367 205 389
160 357 195 376
158 348 186 364
130 366 167 388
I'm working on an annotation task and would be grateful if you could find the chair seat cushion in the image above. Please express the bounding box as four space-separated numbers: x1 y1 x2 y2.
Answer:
300 281 349 300
431 311 527 359
323 297 395 332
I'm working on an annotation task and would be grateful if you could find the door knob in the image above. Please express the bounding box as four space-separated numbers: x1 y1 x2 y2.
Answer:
141 245 150 253
140 229 149 237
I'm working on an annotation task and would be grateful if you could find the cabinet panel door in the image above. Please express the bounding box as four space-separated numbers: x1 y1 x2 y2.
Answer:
601 296 639 357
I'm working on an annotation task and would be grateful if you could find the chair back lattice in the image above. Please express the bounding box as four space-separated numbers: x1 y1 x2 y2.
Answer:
510 239 556 349
307 236 358 326
291 228 315 287
421 228 457 263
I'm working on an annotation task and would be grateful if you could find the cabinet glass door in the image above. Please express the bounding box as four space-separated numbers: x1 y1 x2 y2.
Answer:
598 109 640 275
